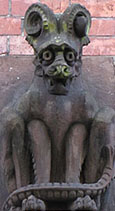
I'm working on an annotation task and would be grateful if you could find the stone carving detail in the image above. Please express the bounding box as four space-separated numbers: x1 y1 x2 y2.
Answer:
0 3 115 211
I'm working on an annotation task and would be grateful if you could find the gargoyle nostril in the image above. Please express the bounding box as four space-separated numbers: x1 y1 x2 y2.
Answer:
53 65 70 77
55 66 62 74
62 66 69 73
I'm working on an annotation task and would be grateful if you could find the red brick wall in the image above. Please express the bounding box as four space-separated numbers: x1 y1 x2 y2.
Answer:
0 0 115 56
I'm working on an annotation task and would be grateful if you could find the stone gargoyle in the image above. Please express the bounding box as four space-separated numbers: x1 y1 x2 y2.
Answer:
0 3 115 211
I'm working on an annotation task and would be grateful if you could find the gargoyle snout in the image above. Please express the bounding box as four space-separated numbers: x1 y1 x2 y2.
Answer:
53 65 71 78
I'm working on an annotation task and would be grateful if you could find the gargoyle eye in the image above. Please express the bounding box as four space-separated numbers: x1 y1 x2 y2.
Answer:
65 51 75 62
42 50 53 61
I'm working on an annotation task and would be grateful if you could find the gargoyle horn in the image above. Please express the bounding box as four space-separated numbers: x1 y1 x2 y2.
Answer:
24 3 57 37
61 4 91 46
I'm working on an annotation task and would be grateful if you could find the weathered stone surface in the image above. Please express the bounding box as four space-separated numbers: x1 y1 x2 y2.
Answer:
82 56 115 109
0 56 34 112
0 56 34 208
0 55 114 209
0 3 115 210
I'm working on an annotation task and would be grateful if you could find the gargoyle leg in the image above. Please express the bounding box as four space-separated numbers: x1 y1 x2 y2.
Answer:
12 118 30 189
84 107 115 183
2 130 17 193
28 120 51 183
65 124 87 183
2 115 30 193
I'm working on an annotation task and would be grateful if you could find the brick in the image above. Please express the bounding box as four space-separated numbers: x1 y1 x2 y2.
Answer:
60 0 69 13
0 0 8 15
71 0 115 17
9 36 115 56
12 0 38 16
41 0 69 13
0 36 7 55
9 35 115 56
90 19 115 36
0 18 21 35
10 36 34 55
83 38 115 56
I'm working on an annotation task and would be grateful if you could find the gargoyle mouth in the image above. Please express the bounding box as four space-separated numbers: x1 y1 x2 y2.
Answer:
45 77 71 95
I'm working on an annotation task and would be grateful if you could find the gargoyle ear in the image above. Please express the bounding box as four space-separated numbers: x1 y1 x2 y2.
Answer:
24 3 49 37
61 4 91 46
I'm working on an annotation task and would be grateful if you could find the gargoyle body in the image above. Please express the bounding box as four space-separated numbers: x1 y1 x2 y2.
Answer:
1 3 115 211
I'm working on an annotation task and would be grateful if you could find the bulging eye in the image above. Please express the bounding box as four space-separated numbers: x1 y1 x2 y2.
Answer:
42 50 53 61
65 51 75 62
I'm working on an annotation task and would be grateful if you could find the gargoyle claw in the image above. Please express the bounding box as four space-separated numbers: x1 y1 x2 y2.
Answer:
69 195 97 210
22 195 46 211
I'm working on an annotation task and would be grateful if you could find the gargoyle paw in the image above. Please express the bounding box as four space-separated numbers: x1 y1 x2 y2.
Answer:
22 195 46 211
69 195 97 210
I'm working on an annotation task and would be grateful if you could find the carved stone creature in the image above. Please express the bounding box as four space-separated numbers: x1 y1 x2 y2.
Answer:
0 3 115 211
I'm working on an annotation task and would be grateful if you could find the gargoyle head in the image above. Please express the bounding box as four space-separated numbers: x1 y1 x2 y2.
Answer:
24 3 91 95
